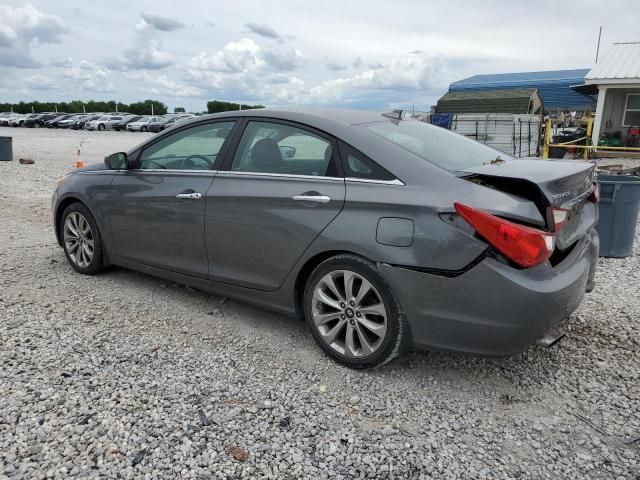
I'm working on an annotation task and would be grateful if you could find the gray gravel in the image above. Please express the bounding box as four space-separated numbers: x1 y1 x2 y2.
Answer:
0 127 639 479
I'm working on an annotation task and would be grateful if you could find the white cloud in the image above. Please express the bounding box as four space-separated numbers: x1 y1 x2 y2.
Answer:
245 22 279 39
262 47 304 71
110 41 174 70
25 74 56 90
0 4 67 68
189 38 263 73
137 13 185 33
63 59 115 93
0 4 66 46
125 72 203 97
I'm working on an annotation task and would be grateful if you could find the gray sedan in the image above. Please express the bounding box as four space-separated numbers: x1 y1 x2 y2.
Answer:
52 108 599 368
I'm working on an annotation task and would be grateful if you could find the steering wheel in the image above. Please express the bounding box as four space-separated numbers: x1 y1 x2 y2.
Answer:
182 155 213 169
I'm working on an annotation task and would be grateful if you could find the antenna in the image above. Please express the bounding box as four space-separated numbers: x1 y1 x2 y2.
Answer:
595 26 602 63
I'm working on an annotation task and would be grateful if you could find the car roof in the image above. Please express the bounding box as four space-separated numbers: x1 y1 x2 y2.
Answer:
198 107 383 127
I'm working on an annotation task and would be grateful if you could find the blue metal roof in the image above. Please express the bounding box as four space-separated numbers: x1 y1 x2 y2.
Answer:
449 69 594 110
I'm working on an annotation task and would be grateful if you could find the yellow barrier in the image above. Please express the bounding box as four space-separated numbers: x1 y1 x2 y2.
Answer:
542 117 640 159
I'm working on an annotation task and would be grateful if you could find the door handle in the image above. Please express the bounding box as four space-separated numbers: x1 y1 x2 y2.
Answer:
292 194 331 204
176 192 202 199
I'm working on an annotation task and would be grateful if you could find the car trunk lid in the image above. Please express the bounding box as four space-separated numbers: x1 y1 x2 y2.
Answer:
460 159 597 250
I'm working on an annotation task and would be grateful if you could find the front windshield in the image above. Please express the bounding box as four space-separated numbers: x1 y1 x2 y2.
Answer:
359 120 513 171
97 116 110 121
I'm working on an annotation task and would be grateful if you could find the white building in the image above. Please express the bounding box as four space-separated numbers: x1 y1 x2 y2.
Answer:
585 42 640 146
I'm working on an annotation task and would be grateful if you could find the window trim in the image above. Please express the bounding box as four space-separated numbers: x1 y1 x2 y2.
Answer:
129 119 239 171
623 93 640 127
337 140 403 184
219 117 344 178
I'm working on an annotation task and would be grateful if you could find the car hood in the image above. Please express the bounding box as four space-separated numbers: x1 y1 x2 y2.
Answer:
74 163 110 173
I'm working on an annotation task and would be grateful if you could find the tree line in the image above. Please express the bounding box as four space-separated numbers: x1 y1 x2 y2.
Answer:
207 100 265 113
1 99 266 116
0 99 169 115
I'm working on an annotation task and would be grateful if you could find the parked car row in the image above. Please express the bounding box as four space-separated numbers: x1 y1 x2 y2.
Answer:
0 112 196 132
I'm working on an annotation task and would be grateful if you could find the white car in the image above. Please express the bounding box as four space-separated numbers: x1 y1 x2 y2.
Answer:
0 113 23 127
85 115 127 131
126 116 160 132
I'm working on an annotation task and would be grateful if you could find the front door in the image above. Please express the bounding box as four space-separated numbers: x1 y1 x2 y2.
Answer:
108 121 236 277
206 119 345 291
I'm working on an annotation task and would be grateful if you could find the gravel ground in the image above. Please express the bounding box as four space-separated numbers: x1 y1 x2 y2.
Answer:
0 127 639 479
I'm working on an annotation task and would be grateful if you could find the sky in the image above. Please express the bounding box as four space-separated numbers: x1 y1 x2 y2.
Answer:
0 1 638 112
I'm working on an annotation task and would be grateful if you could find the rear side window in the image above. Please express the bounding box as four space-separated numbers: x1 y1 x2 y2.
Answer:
231 121 339 177
339 142 396 181
359 120 513 171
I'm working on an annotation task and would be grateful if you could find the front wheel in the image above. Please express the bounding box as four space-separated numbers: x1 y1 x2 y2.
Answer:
61 203 104 275
303 254 409 369
97 124 105 131
141 126 148 132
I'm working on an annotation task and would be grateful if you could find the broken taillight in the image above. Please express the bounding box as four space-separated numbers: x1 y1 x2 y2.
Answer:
590 182 600 203
454 202 555 268
550 207 569 232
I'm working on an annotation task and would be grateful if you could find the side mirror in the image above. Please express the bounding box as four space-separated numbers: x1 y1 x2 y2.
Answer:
279 145 296 159
105 152 127 170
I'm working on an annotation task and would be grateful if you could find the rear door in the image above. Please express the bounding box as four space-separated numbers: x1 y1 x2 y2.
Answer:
205 119 345 291
107 121 237 277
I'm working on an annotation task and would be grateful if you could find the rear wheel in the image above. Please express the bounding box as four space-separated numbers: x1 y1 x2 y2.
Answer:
61 203 104 275
303 254 408 369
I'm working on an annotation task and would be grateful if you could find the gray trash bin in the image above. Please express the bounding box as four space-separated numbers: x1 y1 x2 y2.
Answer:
595 175 640 257
0 136 12 161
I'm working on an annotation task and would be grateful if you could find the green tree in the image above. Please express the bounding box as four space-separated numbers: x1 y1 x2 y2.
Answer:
129 99 168 115
207 100 264 114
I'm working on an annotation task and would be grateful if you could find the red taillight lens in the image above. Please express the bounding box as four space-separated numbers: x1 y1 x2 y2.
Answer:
454 202 555 268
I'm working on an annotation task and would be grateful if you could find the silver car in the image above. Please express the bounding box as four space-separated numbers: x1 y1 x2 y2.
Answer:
85 115 127 131
51 109 599 368
126 116 160 132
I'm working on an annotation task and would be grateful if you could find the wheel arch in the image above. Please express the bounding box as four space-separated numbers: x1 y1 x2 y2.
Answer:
293 249 368 318
55 196 87 246
55 197 111 266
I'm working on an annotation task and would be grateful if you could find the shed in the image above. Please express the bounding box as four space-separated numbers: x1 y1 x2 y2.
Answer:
449 69 594 111
585 42 640 146
435 88 542 114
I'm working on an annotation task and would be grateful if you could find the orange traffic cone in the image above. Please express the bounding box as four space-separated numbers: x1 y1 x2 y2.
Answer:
75 147 84 168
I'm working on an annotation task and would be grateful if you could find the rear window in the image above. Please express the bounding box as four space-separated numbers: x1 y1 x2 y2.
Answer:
358 120 513 171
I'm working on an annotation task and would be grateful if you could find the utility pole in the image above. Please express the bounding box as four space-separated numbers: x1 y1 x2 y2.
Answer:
151 103 154 116
83 103 86 114
595 26 603 63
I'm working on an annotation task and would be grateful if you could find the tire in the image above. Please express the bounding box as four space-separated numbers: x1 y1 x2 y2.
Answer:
34 122 40 128
141 126 148 132
60 203 104 275
98 124 105 131
303 254 409 369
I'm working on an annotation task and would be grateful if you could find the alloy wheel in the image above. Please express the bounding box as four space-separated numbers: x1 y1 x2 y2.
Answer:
311 270 388 358
63 212 95 268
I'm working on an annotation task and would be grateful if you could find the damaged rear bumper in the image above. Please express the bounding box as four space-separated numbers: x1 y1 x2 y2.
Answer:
380 229 599 356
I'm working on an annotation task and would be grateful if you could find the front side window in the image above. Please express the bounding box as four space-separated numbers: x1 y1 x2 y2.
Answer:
231 121 338 177
359 120 512 171
139 121 235 170
623 94 640 127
